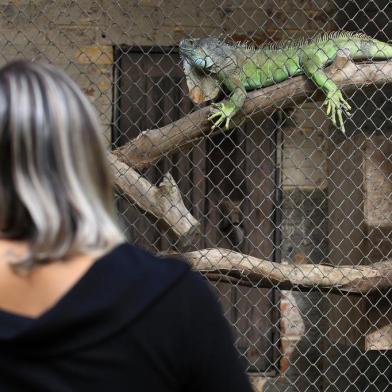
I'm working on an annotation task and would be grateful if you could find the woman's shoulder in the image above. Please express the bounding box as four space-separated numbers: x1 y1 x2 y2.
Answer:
111 242 215 314
111 241 191 280
106 241 196 308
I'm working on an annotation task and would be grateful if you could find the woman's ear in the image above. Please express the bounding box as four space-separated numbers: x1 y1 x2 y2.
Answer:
183 60 220 104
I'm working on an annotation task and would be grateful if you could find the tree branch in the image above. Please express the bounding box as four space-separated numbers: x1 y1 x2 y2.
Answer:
113 60 392 169
108 56 392 246
108 152 200 240
180 248 392 293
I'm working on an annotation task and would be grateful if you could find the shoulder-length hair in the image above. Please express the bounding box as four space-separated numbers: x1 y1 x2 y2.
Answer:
0 60 124 270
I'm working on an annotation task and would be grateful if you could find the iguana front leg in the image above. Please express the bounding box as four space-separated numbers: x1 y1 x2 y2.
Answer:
301 54 351 133
208 75 247 130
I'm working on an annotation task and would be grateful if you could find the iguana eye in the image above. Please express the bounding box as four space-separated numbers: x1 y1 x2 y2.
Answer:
194 58 206 68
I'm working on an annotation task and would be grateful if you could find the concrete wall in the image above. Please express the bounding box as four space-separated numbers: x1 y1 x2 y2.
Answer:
0 0 335 140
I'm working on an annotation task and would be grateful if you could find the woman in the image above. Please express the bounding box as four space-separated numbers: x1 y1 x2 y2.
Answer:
0 60 253 391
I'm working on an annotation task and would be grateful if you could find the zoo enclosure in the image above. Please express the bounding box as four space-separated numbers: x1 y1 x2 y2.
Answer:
2 0 392 391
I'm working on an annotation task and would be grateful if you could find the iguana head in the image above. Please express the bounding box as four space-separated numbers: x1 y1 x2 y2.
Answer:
179 38 234 104
179 37 234 73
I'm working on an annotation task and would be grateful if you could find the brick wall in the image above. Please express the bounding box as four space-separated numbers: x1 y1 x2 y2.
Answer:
0 0 335 140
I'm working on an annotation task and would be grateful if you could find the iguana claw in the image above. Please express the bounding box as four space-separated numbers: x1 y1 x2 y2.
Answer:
323 90 351 134
208 101 236 130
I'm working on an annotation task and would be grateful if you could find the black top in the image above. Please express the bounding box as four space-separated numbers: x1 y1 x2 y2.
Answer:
0 242 253 392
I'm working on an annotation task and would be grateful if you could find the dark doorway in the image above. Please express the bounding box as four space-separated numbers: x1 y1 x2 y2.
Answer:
113 46 281 374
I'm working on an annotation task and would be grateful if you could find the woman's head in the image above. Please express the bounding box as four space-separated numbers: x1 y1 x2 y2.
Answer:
0 60 124 270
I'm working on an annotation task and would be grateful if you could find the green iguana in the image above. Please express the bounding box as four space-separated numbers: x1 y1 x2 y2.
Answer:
179 32 392 133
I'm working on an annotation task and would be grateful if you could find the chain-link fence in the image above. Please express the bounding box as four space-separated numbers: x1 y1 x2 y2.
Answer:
2 0 391 390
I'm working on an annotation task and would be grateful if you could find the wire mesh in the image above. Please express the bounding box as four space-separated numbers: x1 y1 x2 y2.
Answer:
1 0 391 390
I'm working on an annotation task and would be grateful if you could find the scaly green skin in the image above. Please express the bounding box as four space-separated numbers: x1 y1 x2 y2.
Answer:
179 32 392 133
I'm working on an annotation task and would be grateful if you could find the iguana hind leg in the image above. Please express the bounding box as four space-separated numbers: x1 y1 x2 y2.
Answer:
301 52 351 133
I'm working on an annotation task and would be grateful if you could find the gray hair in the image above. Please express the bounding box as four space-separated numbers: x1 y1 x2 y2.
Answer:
0 60 124 270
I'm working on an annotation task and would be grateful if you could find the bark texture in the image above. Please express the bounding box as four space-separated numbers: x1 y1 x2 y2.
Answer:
181 248 392 293
113 60 392 169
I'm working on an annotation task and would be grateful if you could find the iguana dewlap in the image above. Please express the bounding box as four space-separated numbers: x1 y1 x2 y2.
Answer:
179 32 392 134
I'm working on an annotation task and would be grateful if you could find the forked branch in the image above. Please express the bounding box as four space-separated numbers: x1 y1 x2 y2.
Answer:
109 55 392 248
108 153 199 240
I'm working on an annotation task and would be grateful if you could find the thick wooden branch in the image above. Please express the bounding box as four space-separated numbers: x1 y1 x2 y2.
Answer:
108 152 199 240
181 248 392 293
113 60 392 169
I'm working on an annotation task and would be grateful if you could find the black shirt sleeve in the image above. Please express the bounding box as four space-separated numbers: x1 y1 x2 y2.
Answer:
180 271 254 392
